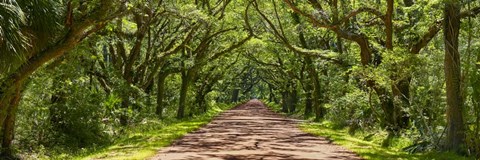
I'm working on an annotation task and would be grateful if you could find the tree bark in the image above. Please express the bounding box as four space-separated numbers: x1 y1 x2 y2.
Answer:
304 86 313 117
156 73 168 117
178 72 189 119
331 0 344 54
231 89 240 103
178 69 195 119
288 85 298 113
281 91 289 113
443 0 465 152
385 0 394 50
268 84 276 102
1 86 21 156
196 93 207 113
306 60 324 121
391 77 411 129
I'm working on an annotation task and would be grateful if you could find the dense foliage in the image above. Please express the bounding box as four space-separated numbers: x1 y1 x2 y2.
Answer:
0 0 479 159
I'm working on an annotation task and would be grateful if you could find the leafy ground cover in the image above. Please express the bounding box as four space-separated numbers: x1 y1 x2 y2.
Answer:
300 122 471 160
37 103 236 160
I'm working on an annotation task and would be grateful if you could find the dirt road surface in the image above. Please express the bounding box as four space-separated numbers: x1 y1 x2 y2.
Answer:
151 99 361 160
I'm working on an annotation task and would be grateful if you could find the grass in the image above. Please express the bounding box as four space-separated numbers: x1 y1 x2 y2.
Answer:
300 122 472 160
264 101 473 160
63 103 236 160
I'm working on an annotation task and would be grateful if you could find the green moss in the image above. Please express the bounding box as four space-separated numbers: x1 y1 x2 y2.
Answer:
300 122 473 160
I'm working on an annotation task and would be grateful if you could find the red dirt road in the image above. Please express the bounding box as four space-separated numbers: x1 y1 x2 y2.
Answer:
151 99 361 160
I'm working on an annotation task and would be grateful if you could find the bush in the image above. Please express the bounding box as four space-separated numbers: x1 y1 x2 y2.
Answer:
326 87 378 131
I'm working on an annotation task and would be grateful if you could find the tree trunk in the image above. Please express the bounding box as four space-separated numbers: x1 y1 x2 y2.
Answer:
392 77 411 129
144 81 154 108
385 0 394 50
0 80 28 158
268 84 275 102
331 0 343 54
178 69 195 119
196 93 207 113
443 0 465 152
373 87 397 131
178 72 189 119
313 79 325 121
156 73 167 117
1 87 21 156
281 91 289 113
310 67 325 121
304 88 313 118
288 86 298 113
231 89 240 103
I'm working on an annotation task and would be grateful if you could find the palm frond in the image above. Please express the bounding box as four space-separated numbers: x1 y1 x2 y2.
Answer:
0 1 27 52
0 0 63 74
17 0 62 40
0 0 28 74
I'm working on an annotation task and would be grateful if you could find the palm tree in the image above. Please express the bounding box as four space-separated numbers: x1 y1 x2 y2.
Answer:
0 0 126 157
0 1 62 157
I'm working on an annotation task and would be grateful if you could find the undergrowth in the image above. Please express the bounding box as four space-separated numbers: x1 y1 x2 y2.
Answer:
32 103 236 160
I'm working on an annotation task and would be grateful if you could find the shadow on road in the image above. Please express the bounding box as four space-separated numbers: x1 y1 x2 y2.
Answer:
151 99 362 160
